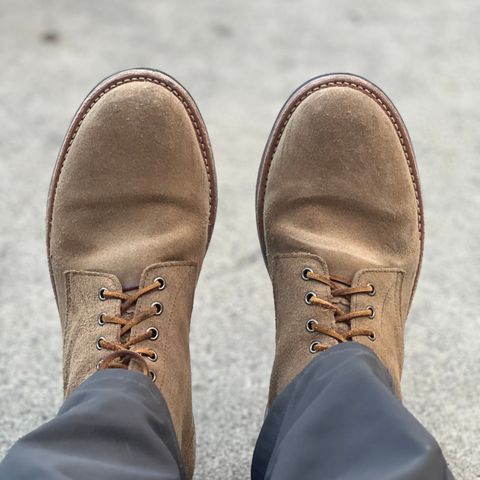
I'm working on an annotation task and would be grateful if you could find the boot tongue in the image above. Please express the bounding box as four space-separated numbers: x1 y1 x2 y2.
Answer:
320 249 365 285
123 265 155 318
118 287 138 342
328 276 353 338
126 266 157 375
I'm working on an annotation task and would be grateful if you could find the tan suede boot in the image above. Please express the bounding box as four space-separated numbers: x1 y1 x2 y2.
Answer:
47 69 217 479
256 74 423 404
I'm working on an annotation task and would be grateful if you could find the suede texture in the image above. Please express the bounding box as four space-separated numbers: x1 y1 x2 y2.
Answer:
63 271 122 395
260 80 422 400
128 262 198 479
350 268 406 394
268 253 335 404
64 264 197 479
48 71 215 480
50 79 211 315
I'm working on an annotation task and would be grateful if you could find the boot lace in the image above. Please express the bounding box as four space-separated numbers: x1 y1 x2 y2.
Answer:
302 268 376 353
96 277 166 381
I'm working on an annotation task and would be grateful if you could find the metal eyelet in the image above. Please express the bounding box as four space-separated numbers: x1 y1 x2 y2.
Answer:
367 283 376 296
301 268 313 280
97 313 106 326
367 306 376 318
306 319 318 333
147 327 159 340
147 351 158 362
368 332 377 341
309 341 320 354
98 288 108 301
96 336 106 350
154 277 166 290
151 302 163 316
149 371 157 382
305 291 317 304
96 360 103 370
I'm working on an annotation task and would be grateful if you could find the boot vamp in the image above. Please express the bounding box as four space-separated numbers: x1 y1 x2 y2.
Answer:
49 81 211 313
264 86 421 287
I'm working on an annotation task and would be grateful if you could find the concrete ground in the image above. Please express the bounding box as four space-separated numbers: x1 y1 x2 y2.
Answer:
0 1 478 478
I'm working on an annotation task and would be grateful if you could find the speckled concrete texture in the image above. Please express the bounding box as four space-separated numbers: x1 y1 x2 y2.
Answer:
0 1 478 478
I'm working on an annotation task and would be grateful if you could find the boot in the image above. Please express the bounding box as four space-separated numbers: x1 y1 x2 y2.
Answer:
256 73 423 403
47 68 217 479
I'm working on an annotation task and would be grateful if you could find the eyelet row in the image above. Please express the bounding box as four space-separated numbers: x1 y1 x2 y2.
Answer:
305 316 321 354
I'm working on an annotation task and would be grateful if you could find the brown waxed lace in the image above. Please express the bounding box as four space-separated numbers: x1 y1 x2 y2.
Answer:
97 280 163 375
305 271 376 353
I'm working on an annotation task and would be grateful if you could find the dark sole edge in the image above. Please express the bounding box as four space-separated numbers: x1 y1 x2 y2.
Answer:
255 73 424 309
46 68 218 305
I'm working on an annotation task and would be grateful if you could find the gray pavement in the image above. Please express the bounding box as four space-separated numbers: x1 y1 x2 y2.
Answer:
0 1 478 478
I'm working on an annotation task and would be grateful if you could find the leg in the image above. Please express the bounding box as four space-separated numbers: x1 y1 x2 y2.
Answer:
0 370 183 480
252 343 454 480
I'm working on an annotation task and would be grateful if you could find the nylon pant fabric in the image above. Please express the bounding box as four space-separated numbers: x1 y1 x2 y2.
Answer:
0 369 185 480
0 344 454 480
251 342 454 480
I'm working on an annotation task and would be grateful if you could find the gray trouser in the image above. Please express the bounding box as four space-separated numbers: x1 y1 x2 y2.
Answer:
0 343 454 480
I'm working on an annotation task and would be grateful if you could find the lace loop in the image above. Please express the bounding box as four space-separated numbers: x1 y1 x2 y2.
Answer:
304 270 376 352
